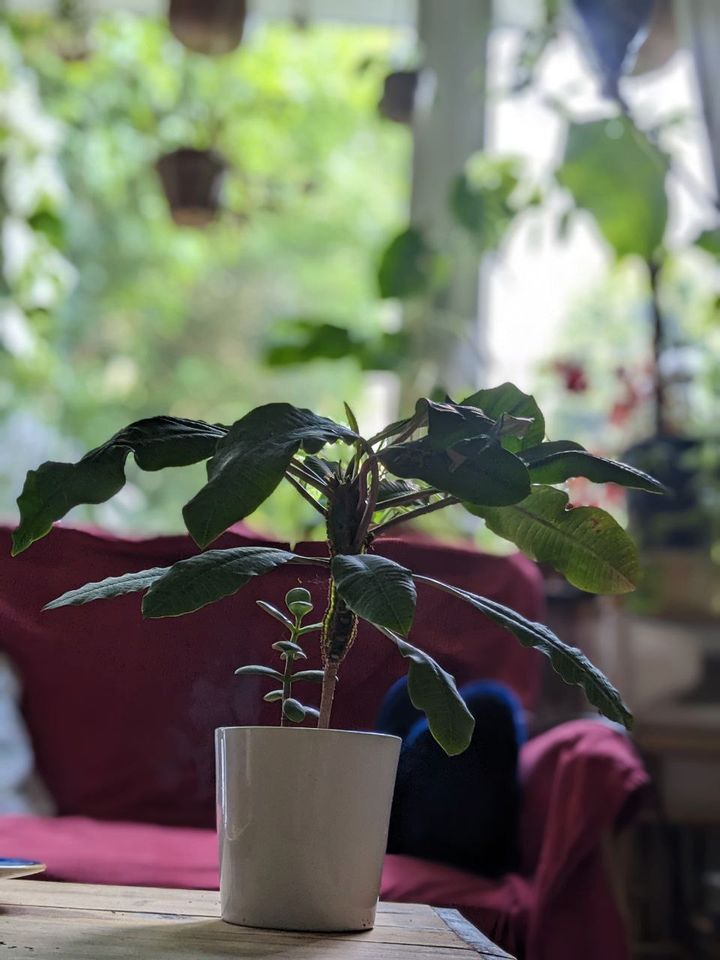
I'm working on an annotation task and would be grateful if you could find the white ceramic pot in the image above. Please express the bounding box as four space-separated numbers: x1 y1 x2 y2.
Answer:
215 726 401 932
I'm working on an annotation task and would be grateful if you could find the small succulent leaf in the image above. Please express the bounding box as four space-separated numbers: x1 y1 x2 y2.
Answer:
415 574 632 729
297 621 323 637
256 600 294 630
234 665 284 681
460 383 545 451
331 554 417 636
271 640 306 656
378 437 531 507
142 547 299 618
521 445 666 493
13 447 128 556
291 670 326 683
183 404 358 548
285 587 312 606
43 567 170 611
263 689 284 702
301 705 320 720
372 623 475 755
468 485 641 594
282 698 307 722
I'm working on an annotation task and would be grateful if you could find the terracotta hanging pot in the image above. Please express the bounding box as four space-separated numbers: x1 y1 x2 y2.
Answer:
155 148 226 227
378 70 419 125
168 0 247 56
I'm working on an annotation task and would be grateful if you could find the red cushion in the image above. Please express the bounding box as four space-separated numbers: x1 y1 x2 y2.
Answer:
0 524 543 828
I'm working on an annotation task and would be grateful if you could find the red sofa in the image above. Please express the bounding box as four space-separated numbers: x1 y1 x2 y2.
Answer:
0 524 649 959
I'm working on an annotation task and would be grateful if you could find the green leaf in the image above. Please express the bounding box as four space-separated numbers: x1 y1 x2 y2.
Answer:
12 416 227 555
331 554 417 636
272 640 307 658
695 228 720 257
557 116 668 261
372 624 475 755
235 665 284 681
460 383 545 451
378 437 531 507
449 156 521 251
263 689 284 702
282 698 307 723
376 478 422 507
43 567 170 611
142 547 300 618
377 226 437 299
419 398 496 449
256 600 294 630
183 404 358 547
521 444 666 493
469 485 640 594
415 574 632 729
292 669 325 683
14 448 128 556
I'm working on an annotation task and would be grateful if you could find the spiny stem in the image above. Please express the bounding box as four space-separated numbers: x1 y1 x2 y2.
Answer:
353 456 380 551
371 496 458 536
318 660 339 729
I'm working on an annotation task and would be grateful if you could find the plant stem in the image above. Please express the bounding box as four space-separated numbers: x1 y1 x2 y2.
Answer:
353 456 380 551
318 659 339 729
284 472 327 516
647 259 666 436
371 496 458 536
288 460 330 492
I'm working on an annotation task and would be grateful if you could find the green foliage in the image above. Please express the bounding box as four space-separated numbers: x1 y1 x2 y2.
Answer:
16 382 662 748
415 575 633 729
263 318 408 372
450 156 523 251
557 116 668 261
469 485 642 594
377 226 439 299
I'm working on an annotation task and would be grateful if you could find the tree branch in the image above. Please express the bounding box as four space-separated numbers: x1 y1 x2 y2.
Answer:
371 496 458 536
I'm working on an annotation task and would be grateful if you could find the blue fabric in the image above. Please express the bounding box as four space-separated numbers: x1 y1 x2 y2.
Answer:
377 677 524 877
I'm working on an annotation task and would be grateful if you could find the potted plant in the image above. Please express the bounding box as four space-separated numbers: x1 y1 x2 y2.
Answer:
168 0 247 57
155 147 226 227
12 383 662 930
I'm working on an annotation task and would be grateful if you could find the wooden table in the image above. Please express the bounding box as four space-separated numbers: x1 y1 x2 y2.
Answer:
0 880 515 959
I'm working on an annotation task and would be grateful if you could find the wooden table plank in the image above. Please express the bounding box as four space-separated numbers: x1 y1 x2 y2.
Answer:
0 880 515 960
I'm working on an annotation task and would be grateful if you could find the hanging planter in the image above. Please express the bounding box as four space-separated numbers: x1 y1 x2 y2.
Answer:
168 0 247 56
378 70 419 125
155 148 226 227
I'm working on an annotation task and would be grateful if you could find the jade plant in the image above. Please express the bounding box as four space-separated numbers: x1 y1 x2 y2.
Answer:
12 383 664 754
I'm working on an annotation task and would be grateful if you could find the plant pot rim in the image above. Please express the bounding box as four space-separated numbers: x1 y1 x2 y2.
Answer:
216 725 400 743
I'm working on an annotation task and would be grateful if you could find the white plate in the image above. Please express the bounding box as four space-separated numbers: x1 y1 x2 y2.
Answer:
0 859 46 879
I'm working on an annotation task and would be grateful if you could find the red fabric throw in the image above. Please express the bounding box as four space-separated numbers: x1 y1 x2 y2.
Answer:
0 523 542 827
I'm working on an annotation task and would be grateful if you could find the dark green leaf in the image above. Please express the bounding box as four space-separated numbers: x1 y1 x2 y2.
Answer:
415 574 632 729
376 478 422 506
235 665 284 681
183 404 358 547
373 624 475 755
557 116 668 260
142 547 300 618
460 383 545 451
377 226 437 299
292 669 325 683
331 553 417 635
469 485 641 594
419 398 496 449
521 444 666 493
12 416 227 555
44 567 170 611
272 640 307 659
256 600 294 630
282 698 307 722
379 437 530 507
